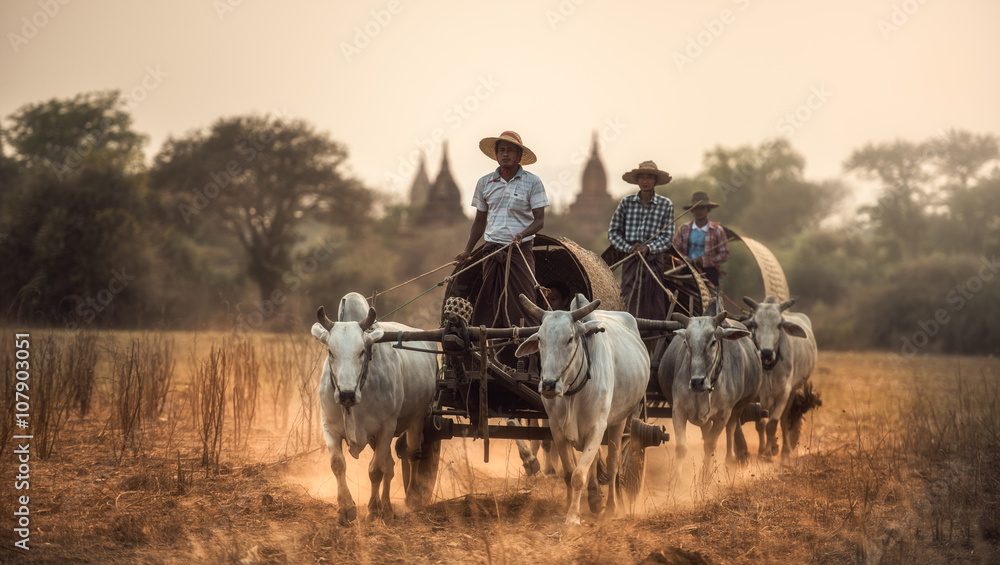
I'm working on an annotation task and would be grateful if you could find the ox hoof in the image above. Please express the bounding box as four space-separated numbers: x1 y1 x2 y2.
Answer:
338 505 357 525
523 457 541 476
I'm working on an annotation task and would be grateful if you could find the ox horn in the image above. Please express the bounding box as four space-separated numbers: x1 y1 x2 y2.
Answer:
670 313 690 327
779 298 796 312
317 306 334 331
570 299 601 322
713 310 728 326
359 307 377 331
518 293 547 321
743 296 759 310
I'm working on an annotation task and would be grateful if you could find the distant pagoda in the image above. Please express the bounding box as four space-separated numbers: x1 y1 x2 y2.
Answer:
567 132 614 235
416 141 465 226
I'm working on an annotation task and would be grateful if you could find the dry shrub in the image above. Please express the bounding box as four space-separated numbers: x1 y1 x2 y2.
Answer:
34 334 75 459
112 511 149 547
109 339 145 461
283 336 324 456
66 331 100 418
231 339 259 453
141 332 175 420
260 335 296 430
193 342 230 472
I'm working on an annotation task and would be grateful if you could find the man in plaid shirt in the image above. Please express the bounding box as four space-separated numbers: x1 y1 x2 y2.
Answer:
672 191 729 287
608 160 674 321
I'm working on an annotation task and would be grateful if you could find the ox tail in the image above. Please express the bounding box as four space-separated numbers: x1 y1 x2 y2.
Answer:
788 382 823 449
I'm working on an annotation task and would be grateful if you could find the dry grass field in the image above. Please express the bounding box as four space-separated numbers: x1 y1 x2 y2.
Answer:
1 330 998 564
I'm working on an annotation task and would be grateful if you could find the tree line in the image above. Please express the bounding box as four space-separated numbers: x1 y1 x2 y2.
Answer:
1 90 997 356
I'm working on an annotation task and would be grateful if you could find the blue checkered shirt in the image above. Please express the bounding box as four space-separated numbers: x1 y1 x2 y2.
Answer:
608 193 675 253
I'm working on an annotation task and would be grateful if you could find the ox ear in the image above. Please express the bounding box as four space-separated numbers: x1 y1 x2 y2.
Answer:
671 313 690 327
514 334 539 358
311 322 330 342
580 319 604 336
719 326 751 341
365 327 385 344
779 298 796 312
781 320 808 339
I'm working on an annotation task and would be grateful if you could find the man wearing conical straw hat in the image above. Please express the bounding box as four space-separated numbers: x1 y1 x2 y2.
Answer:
608 160 674 321
673 191 729 288
455 131 549 328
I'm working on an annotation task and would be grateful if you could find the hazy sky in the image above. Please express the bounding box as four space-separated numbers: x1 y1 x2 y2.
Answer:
3 0 999 213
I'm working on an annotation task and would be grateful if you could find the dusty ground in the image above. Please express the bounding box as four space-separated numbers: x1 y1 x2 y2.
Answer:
2 344 999 564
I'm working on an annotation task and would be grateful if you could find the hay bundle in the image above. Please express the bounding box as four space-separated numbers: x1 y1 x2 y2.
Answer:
788 381 822 449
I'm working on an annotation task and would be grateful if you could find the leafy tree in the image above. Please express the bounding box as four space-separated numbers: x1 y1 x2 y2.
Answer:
700 139 842 241
0 92 152 326
150 115 373 303
3 90 146 178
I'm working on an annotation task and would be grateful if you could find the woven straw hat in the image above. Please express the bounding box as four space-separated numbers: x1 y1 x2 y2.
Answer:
622 160 672 185
479 131 537 165
683 191 720 210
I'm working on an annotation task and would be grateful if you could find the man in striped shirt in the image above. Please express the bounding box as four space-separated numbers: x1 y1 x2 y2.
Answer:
607 160 674 321
456 131 549 328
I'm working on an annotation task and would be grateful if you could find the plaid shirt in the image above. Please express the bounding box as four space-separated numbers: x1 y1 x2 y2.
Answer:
473 166 549 244
608 193 675 254
673 220 730 269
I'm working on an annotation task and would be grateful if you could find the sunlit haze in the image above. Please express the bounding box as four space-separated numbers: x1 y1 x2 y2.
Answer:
3 0 998 213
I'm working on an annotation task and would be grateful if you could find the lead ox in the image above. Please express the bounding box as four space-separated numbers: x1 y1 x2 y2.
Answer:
742 296 818 461
515 293 648 525
658 307 762 475
310 292 438 523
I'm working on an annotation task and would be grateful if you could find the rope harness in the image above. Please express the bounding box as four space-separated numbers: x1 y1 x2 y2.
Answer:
562 333 594 397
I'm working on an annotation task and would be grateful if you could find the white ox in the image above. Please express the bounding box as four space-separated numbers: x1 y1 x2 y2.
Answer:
515 293 648 525
310 292 438 523
742 296 818 460
658 308 762 474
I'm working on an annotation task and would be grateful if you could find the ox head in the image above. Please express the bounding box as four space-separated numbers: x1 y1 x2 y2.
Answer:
514 293 602 399
742 296 808 371
672 310 750 393
310 303 382 407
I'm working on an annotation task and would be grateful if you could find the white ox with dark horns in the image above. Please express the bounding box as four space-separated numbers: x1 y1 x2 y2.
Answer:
658 306 763 474
515 293 648 525
742 296 818 460
310 292 438 523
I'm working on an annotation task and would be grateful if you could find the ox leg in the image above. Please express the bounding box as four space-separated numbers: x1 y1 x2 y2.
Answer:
403 421 426 508
506 419 541 476
672 411 689 477
326 434 356 524
552 433 577 511
603 419 627 520
586 454 603 515
567 430 606 526
779 402 794 461
367 431 395 520
755 418 770 461
701 416 727 480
